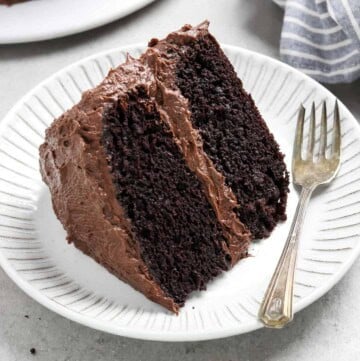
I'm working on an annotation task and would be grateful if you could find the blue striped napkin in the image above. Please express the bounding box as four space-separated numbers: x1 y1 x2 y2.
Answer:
273 0 360 83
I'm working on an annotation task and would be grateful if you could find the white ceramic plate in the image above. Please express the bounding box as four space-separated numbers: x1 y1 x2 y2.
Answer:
0 45 359 342
0 0 156 44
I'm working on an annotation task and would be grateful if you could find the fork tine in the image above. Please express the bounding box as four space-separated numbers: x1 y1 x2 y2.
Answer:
332 100 341 159
307 102 316 159
319 101 327 159
294 104 305 162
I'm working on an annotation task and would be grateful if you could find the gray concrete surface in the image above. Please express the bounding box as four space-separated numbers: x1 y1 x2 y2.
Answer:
1 0 359 360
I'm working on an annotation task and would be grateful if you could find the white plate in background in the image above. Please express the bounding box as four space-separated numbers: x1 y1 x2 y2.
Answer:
0 45 359 341
0 0 156 44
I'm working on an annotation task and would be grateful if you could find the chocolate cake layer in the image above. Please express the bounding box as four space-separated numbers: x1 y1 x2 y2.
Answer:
152 22 289 239
102 87 231 305
40 61 179 312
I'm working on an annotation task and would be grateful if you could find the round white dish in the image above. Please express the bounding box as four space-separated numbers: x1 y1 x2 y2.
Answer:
0 0 156 44
0 44 359 342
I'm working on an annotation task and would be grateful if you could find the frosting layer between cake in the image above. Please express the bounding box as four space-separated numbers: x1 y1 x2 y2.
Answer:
143 24 251 263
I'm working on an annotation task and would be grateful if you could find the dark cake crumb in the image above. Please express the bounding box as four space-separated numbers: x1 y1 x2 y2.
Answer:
175 34 289 239
148 38 159 47
102 87 231 306
30 348 36 355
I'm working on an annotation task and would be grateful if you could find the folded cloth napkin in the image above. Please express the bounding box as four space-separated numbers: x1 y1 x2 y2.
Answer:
274 0 360 83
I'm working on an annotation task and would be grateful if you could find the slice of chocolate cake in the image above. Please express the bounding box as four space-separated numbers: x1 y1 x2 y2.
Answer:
40 21 289 313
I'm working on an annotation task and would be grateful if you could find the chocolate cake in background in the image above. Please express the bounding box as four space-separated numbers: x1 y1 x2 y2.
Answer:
39 21 289 313
0 0 27 5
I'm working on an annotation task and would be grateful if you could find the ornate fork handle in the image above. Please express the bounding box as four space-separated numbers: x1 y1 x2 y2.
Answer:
259 185 315 328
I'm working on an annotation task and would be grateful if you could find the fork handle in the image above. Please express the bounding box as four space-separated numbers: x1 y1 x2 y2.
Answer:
258 186 314 328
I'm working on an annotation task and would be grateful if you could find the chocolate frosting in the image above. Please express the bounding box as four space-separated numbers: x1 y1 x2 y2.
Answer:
40 61 178 313
39 21 250 313
144 21 251 263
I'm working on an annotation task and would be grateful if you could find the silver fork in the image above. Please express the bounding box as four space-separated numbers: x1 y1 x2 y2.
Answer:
258 101 341 328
